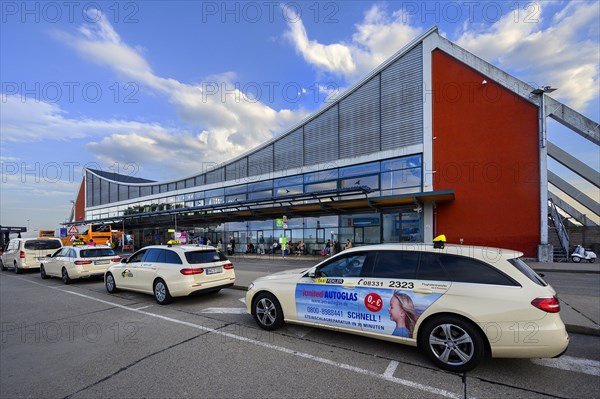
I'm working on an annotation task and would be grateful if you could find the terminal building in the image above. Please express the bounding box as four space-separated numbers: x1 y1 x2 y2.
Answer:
69 27 599 260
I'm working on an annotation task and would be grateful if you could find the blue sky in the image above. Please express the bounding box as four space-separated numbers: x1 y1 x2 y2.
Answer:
1 1 598 230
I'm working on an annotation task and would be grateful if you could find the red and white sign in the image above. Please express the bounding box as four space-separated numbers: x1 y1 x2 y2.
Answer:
70 235 77 242
68 225 79 234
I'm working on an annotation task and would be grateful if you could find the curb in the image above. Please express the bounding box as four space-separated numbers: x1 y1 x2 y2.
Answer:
534 268 600 274
565 324 600 337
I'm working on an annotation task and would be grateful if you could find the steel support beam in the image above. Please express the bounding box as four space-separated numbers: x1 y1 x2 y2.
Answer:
545 96 600 146
548 171 600 217
548 192 598 227
548 141 600 187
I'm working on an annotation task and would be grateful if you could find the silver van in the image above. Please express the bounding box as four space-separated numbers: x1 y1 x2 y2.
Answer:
1 238 63 273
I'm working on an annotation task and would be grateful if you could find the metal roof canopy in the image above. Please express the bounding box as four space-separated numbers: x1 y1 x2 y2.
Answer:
68 188 455 229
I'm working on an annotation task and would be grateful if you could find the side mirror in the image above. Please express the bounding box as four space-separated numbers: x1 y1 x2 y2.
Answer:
46 254 52 257
120 258 128 264
308 268 316 278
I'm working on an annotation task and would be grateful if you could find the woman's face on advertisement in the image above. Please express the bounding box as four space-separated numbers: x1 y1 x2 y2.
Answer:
388 295 405 322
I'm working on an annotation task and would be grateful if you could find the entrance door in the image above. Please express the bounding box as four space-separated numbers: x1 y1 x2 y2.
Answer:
383 210 422 243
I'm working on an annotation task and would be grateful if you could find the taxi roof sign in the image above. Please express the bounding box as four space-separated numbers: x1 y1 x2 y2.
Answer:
433 234 446 249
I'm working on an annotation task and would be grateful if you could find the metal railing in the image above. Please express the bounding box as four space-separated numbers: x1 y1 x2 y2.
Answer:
549 198 569 258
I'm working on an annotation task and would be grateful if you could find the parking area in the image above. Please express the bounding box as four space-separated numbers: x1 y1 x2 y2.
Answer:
1 270 599 399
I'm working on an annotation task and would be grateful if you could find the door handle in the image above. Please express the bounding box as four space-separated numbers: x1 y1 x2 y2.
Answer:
342 284 356 289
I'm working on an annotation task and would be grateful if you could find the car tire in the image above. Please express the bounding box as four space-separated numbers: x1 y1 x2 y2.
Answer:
105 273 118 293
40 265 49 279
589 259 595 263
252 292 284 331
571 256 581 263
0 260 6 271
153 279 172 305
61 268 71 285
14 262 21 274
418 315 486 373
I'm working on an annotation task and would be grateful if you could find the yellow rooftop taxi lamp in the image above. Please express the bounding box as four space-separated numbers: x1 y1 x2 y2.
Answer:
167 239 181 246
433 234 446 249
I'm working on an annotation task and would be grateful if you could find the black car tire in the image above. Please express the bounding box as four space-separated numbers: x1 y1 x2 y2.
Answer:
252 293 284 331
418 315 486 373
0 259 6 271
14 262 21 274
40 265 49 279
61 268 71 285
153 279 172 305
105 273 118 293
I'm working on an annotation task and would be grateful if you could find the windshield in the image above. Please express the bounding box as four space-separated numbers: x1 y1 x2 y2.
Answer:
185 250 227 264
508 258 547 286
24 240 62 250
80 248 117 258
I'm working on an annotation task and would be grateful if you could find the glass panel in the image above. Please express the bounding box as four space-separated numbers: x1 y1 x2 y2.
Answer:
205 188 224 197
305 181 337 193
274 175 303 187
248 190 272 200
207 196 224 205
194 191 204 199
304 169 338 183
226 194 246 203
339 162 380 178
381 154 422 171
381 168 421 190
274 185 303 196
225 184 247 195
248 220 273 229
340 174 379 190
248 180 273 192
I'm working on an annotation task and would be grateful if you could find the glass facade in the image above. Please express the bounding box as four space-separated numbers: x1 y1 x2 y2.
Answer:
86 154 425 251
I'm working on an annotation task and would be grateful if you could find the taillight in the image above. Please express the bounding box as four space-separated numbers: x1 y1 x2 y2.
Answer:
180 268 204 275
531 296 560 313
74 260 93 265
19 251 25 258
223 263 234 270
111 257 121 262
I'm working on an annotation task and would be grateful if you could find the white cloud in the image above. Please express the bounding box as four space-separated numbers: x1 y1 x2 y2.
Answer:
284 4 422 81
58 12 309 169
0 95 170 143
456 1 600 111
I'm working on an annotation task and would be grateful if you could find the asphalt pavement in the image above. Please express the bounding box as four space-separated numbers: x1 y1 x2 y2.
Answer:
226 252 600 337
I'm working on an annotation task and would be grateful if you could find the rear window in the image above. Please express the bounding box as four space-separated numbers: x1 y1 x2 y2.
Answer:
80 248 117 258
24 240 62 250
508 258 547 286
185 250 227 264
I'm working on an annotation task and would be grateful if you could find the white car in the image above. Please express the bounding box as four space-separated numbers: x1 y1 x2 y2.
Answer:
105 245 235 304
1 238 63 274
41 245 121 284
246 242 569 372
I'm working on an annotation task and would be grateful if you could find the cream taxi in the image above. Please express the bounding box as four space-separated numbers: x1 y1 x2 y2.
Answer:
41 245 121 284
105 245 235 304
246 240 569 372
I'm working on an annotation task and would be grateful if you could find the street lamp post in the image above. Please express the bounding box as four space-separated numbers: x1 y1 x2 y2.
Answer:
531 86 557 261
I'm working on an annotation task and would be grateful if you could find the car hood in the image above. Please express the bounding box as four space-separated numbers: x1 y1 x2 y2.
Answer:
255 268 309 281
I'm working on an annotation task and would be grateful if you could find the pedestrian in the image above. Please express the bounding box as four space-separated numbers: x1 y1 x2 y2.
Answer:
88 238 96 246
344 239 352 250
230 236 236 255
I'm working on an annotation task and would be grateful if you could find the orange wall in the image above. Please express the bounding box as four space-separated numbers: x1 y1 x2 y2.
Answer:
75 179 85 221
432 50 540 256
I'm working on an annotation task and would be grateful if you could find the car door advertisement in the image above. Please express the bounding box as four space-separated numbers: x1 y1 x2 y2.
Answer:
295 280 447 338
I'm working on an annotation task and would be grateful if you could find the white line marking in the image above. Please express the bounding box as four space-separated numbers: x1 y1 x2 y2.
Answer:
134 305 153 310
532 356 600 376
200 307 247 314
384 360 399 378
12 276 460 398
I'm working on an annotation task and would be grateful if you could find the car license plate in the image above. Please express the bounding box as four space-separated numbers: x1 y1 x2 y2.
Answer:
94 260 110 265
206 267 222 275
